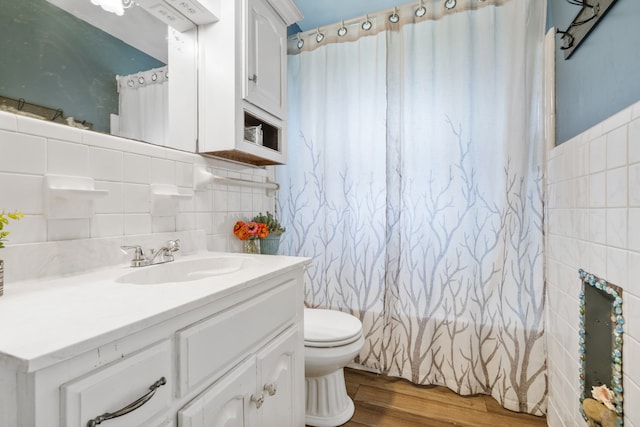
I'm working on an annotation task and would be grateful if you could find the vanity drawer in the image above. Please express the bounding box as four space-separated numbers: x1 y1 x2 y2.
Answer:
177 278 297 396
61 340 172 427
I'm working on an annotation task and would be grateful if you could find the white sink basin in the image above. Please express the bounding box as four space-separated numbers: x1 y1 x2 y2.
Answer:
116 256 247 285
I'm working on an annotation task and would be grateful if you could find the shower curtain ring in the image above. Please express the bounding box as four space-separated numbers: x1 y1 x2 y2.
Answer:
415 0 427 17
338 21 348 37
362 15 372 31
389 7 400 23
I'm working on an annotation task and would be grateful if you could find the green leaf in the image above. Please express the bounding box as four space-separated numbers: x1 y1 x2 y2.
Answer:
8 211 24 220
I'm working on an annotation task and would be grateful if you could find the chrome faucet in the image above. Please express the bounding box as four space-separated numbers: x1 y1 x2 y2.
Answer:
148 239 180 265
121 239 180 267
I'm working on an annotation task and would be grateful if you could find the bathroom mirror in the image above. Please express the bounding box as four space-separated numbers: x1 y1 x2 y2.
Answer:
578 269 624 425
0 0 197 152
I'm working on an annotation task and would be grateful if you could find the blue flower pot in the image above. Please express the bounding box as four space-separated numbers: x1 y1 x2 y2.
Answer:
260 234 281 255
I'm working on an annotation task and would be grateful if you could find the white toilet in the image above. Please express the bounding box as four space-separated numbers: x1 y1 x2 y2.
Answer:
304 308 365 427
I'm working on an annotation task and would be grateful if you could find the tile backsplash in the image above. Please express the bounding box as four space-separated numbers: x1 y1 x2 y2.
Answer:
0 111 275 281
546 100 640 427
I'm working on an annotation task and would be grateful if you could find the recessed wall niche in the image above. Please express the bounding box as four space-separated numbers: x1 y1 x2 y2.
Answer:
578 269 624 426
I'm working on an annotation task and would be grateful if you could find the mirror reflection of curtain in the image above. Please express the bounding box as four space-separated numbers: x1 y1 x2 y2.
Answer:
115 66 168 146
278 0 547 415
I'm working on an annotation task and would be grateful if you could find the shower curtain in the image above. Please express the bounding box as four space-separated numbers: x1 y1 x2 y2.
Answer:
277 0 547 415
115 66 168 146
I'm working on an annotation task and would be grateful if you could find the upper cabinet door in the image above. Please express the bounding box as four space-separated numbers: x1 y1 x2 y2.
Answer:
245 0 287 119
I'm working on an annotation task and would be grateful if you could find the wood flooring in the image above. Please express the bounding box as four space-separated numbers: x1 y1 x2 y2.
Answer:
338 368 548 427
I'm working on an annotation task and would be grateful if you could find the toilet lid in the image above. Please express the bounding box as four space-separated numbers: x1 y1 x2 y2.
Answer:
304 308 363 348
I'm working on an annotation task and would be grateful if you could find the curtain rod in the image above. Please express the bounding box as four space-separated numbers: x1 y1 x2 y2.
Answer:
288 0 503 53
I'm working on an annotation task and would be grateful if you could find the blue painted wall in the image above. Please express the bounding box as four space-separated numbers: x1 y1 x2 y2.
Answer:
0 0 164 132
548 0 640 144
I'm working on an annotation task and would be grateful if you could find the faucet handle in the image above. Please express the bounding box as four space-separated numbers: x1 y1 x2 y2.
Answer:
121 245 148 267
167 239 180 252
121 245 144 258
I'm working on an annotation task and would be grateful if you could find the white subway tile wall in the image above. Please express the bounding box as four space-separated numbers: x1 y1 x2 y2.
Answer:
546 100 640 427
0 111 276 259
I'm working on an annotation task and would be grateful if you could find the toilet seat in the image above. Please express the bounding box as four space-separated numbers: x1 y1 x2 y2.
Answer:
304 308 363 348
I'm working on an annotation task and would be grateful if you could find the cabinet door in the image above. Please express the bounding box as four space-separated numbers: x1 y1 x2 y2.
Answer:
178 358 257 427
245 0 286 118
256 327 303 427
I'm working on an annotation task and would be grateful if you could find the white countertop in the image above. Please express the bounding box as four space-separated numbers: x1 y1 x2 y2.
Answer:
0 252 309 372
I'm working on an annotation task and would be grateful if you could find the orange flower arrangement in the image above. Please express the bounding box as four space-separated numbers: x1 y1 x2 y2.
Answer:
233 220 269 241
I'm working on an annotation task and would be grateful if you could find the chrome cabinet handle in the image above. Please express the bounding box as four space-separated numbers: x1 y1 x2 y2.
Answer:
264 383 277 396
248 73 258 83
86 377 166 427
251 393 265 409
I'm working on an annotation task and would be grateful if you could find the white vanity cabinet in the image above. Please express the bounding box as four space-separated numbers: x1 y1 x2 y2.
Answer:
0 261 306 427
198 0 302 166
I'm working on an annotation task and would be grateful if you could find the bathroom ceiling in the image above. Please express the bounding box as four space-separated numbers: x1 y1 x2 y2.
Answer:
293 0 404 31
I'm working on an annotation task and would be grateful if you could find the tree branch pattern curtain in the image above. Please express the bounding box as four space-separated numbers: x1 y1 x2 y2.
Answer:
277 0 546 414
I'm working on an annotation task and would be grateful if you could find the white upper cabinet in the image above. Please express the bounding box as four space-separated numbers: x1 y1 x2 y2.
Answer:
198 0 302 166
244 0 287 118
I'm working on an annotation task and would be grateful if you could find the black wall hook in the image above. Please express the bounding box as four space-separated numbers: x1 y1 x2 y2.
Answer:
555 29 575 51
558 0 618 59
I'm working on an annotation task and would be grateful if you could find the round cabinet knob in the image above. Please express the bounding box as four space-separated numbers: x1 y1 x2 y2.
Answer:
264 383 277 396
249 74 258 83
251 393 265 409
